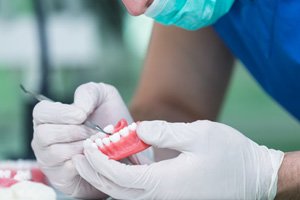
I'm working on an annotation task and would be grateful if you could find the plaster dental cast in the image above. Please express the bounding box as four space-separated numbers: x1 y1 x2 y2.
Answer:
32 0 300 199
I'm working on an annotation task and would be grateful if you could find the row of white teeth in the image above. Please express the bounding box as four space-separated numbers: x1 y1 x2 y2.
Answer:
87 122 137 148
0 170 32 181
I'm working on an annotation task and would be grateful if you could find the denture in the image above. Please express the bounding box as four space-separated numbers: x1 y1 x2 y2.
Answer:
87 119 150 160
0 161 47 188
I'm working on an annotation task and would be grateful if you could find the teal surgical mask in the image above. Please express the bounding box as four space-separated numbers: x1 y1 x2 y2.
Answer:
145 0 235 30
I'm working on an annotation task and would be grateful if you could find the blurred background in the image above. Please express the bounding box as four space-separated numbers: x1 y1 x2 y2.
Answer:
0 0 299 161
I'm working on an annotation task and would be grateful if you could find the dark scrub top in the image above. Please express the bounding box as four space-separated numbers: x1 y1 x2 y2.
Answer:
214 0 300 121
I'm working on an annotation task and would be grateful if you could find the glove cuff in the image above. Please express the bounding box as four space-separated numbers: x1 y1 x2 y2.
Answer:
255 146 284 200
267 149 284 200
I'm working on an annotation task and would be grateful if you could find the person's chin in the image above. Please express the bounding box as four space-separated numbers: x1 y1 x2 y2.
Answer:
122 0 153 16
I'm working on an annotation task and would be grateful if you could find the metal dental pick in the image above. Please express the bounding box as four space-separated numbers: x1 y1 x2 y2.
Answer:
20 84 111 135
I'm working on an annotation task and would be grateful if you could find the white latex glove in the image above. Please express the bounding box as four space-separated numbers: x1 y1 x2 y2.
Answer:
32 82 151 199
73 120 284 200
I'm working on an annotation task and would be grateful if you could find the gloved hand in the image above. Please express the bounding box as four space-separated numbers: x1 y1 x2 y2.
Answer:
32 82 151 199
73 120 284 200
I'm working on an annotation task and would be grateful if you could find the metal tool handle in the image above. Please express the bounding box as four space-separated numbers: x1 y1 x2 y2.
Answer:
20 84 110 135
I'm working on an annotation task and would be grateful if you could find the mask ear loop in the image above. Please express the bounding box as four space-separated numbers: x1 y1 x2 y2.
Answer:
144 0 169 18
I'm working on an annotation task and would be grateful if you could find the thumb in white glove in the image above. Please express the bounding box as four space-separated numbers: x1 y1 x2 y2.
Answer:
73 120 284 200
73 82 154 164
73 82 132 127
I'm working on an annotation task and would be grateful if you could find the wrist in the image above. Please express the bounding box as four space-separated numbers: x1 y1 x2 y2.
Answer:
275 151 300 199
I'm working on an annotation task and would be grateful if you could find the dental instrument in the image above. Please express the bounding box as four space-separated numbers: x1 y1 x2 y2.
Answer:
20 84 111 135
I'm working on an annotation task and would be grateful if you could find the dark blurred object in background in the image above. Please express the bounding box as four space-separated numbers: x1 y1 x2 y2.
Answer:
0 0 147 159
23 0 127 159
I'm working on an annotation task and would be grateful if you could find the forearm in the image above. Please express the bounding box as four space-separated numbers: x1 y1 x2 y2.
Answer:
130 100 193 161
130 98 203 122
130 24 233 122
275 151 300 200
131 99 201 160
130 24 233 161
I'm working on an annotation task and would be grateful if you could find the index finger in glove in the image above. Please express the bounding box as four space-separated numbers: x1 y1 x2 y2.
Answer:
32 140 84 167
137 120 201 152
33 100 87 125
73 82 120 116
73 82 101 116
73 154 144 200
73 82 133 126
33 124 91 147
39 160 105 199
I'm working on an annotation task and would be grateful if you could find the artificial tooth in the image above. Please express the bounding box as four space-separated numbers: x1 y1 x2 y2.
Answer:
109 133 121 143
103 124 114 133
91 142 98 149
0 170 11 179
90 134 98 141
128 122 137 131
102 137 111 145
119 127 129 137
95 138 104 147
96 132 105 139
13 170 31 181
83 139 93 148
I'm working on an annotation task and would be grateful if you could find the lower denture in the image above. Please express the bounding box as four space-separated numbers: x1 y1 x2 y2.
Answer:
96 119 150 160
0 168 47 188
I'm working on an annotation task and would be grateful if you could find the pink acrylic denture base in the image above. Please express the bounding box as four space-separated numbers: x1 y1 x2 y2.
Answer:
0 168 46 188
98 119 150 160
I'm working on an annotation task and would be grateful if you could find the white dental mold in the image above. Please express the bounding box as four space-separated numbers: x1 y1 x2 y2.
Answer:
1 181 57 200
